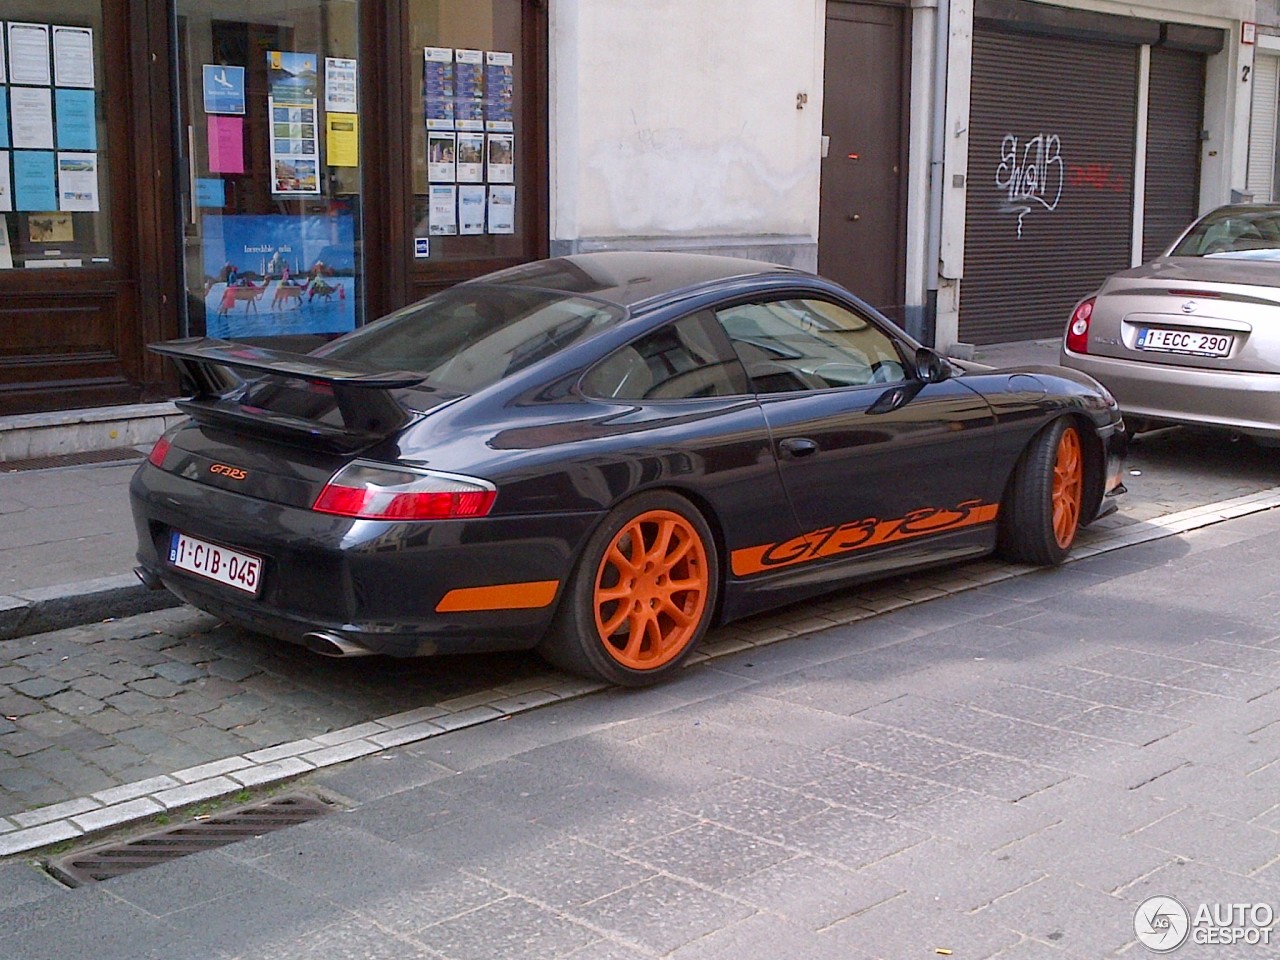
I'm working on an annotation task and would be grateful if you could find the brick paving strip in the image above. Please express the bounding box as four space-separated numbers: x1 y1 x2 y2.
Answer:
3 480 1279 859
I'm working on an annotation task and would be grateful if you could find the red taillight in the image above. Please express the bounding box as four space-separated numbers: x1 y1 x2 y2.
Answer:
147 435 172 468
312 461 497 520
1065 297 1095 354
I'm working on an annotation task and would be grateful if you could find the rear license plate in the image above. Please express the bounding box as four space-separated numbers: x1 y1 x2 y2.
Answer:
168 532 262 596
1136 328 1234 357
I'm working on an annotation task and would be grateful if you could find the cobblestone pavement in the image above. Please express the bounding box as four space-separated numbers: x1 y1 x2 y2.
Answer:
1 494 1279 958
0 427 1277 853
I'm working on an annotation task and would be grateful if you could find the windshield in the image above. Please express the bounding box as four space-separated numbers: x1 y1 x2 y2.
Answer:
314 284 625 392
1169 210 1280 261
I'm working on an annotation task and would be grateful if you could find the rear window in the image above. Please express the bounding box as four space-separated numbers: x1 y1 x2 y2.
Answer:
314 285 624 392
1169 210 1280 261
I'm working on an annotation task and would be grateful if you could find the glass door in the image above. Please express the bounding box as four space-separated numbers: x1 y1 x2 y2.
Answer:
173 0 363 346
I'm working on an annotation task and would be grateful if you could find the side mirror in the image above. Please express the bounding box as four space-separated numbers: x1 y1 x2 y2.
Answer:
915 347 952 384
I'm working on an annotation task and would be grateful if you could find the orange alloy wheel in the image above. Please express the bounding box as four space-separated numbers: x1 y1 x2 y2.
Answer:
592 508 711 671
1051 425 1083 549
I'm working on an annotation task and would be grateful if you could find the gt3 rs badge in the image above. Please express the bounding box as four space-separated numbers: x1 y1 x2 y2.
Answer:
210 464 248 480
731 499 998 576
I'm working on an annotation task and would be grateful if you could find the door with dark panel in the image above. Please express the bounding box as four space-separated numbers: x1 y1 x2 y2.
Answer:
819 1 908 324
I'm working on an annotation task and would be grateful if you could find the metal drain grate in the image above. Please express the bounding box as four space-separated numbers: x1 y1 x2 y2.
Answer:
2 447 145 472
46 795 336 886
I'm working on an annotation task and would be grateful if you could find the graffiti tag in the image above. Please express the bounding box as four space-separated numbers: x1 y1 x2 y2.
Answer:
995 133 1064 238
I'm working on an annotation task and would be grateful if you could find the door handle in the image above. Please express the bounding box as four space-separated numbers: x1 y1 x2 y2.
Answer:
779 437 819 458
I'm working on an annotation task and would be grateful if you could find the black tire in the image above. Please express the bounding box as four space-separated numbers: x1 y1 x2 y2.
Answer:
538 491 719 687
997 418 1086 566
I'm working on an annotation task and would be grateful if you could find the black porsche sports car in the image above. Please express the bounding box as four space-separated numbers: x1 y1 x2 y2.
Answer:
132 252 1126 686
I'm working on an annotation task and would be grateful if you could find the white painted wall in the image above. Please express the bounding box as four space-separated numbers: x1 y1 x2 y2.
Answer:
550 0 824 261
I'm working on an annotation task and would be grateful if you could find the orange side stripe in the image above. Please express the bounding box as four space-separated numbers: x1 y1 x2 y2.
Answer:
731 501 999 577
435 580 560 613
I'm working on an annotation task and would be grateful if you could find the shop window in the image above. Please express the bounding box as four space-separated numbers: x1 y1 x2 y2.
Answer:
408 0 531 264
174 0 362 342
0 3 110 270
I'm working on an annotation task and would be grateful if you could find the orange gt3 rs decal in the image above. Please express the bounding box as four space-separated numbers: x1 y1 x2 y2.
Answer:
730 499 999 577
435 580 560 613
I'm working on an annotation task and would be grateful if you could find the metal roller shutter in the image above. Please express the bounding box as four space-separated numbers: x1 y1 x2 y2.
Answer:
1247 53 1280 203
961 30 1136 344
1143 47 1205 262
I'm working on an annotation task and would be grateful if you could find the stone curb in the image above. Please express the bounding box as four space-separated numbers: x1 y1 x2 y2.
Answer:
0 575 182 642
2 486 1279 860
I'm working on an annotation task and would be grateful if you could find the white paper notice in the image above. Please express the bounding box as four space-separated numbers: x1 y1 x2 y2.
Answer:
11 88 54 150
0 22 7 83
0 216 12 269
57 152 99 211
486 133 514 183
459 184 485 234
0 155 11 212
8 22 51 86
487 184 515 234
52 25 94 88
324 57 358 112
429 184 457 235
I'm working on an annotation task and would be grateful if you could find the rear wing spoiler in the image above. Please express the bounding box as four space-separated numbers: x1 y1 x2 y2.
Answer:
150 337 428 449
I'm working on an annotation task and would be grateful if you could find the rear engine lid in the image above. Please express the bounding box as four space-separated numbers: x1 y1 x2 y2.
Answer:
1083 266 1280 373
162 423 361 509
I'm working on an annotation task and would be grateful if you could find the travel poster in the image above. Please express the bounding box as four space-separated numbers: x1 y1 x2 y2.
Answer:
56 151 99 211
324 57 358 113
487 184 515 234
201 213 356 337
487 133 514 182
423 47 454 130
456 132 483 182
454 49 484 131
427 131 456 183
459 184 485 234
428 185 457 235
267 51 318 106
485 51 514 132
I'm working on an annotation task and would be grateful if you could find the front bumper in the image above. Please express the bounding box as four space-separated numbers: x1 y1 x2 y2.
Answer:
130 463 599 657
1062 348 1280 440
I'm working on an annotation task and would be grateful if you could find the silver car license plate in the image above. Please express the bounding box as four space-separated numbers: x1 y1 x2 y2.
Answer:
168 531 263 596
1136 328 1233 357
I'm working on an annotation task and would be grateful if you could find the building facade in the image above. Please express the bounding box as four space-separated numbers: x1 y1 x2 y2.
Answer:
0 0 1262 421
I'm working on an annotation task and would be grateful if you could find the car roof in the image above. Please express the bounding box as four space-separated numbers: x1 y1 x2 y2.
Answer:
461 250 804 309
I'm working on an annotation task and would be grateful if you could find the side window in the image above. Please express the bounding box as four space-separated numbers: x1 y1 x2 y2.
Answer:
715 298 908 393
582 311 751 400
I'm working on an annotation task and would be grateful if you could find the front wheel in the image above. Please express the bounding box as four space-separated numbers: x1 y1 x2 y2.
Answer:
998 418 1085 566
539 491 719 686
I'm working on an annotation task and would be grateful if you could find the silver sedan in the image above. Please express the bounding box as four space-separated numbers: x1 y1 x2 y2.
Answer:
1060 203 1280 444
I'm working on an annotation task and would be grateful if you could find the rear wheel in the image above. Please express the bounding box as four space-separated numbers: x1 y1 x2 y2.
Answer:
539 491 718 686
998 418 1085 566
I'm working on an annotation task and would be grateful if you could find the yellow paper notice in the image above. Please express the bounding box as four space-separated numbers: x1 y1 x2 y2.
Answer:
326 113 359 167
